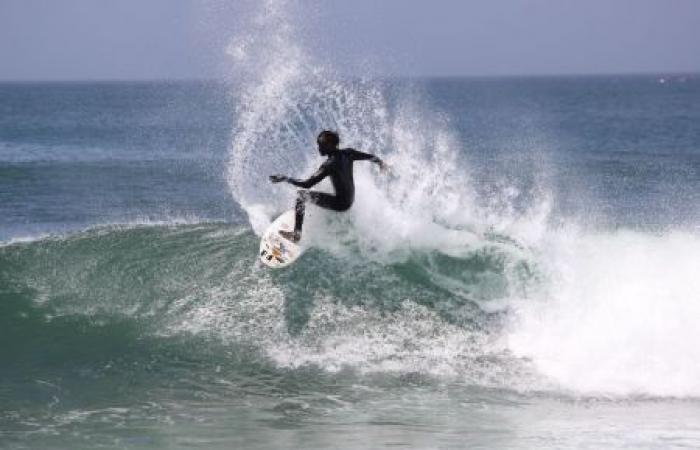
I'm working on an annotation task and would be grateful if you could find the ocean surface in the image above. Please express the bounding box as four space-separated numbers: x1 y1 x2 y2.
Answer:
2 59 700 450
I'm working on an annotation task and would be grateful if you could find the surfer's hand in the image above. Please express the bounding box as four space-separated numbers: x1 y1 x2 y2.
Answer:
269 174 287 183
379 161 391 174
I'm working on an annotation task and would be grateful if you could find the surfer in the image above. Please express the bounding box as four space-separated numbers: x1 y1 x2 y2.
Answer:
269 130 386 242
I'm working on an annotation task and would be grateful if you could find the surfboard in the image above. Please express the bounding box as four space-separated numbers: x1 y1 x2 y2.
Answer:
259 209 304 268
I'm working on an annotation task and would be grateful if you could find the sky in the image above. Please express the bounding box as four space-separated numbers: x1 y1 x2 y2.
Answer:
1 0 699 80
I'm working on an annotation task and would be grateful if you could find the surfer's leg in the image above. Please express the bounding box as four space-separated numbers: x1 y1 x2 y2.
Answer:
307 191 344 210
293 191 309 233
295 190 342 229
280 190 340 242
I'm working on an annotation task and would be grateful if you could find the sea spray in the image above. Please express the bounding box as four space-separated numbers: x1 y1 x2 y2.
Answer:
224 0 541 256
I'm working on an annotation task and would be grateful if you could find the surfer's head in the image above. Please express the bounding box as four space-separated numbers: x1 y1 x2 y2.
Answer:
317 130 339 155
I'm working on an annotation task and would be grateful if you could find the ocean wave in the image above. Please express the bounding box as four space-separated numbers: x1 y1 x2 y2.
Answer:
3 222 700 398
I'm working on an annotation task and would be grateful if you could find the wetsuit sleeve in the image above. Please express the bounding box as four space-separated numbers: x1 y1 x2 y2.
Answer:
287 161 330 188
348 148 382 165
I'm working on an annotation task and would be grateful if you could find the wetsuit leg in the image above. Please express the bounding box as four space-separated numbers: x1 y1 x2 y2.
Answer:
294 190 346 233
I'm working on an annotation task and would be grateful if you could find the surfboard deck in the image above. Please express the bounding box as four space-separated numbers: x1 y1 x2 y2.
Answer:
259 209 304 268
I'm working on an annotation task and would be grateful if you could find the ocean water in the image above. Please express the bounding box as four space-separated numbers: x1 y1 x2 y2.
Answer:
3 13 700 450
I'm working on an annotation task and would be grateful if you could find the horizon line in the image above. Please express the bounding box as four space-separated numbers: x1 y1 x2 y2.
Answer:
1 71 699 84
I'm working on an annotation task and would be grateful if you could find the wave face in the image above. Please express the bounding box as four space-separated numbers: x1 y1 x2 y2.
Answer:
3 221 700 417
0 224 532 390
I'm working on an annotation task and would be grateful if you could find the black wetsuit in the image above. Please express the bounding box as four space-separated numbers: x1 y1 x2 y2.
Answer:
286 148 381 233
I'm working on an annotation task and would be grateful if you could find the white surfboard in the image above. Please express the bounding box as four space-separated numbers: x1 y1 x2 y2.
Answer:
259 209 304 268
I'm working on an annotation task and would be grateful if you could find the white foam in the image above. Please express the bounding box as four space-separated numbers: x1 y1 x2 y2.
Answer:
508 228 700 397
170 268 535 390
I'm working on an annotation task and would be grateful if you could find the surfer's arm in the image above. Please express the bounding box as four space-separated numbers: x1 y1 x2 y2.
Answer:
349 149 385 169
285 162 330 189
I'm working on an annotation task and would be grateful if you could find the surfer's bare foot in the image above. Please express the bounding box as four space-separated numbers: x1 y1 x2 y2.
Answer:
279 230 301 243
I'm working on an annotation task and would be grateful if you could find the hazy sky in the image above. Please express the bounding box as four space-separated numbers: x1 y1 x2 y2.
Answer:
1 0 699 80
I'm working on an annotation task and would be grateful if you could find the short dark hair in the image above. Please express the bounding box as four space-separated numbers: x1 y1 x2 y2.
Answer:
317 130 340 147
